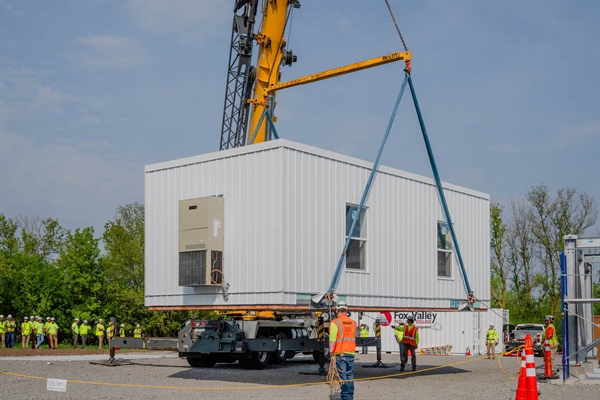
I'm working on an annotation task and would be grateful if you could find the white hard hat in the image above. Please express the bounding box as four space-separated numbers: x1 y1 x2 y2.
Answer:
99 318 103 322
336 301 348 310
75 318 79 321
51 317 55 321
30 316 34 319
83 320 88 323
0 315 3 318
7 314 12 318
46 317 50 320
24 316 28 320
136 324 140 327
120 324 124 327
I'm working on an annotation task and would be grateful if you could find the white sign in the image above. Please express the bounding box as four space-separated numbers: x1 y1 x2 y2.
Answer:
47 378 68 392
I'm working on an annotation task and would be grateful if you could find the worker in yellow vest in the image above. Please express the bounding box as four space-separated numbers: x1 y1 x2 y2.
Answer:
119 324 126 338
35 316 45 349
47 318 59 349
4 315 16 348
359 324 369 354
21 316 31 349
0 314 5 349
329 302 356 400
486 323 499 359
79 320 90 349
43 317 51 344
71 318 80 348
391 321 406 365
29 316 35 349
133 324 142 338
96 319 105 349
400 315 419 372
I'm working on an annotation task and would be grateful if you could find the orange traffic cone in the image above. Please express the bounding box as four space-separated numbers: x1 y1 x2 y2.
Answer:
515 349 527 400
524 335 539 400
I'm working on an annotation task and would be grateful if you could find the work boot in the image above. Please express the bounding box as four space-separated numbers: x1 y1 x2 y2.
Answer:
400 365 405 371
412 365 417 371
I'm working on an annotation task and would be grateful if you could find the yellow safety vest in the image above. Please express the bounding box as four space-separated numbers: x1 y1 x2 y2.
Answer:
79 324 90 335
22 321 31 335
47 322 58 335
6 320 16 332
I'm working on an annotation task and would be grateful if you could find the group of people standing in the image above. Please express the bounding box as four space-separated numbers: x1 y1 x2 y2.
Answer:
71 318 143 349
0 314 143 350
0 314 59 349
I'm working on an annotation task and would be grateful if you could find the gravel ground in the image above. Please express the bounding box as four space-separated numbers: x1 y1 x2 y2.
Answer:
0 351 598 400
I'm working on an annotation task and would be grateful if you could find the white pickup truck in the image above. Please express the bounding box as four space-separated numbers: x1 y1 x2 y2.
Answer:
504 323 545 356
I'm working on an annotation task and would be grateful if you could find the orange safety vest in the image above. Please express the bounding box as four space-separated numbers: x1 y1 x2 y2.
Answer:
402 324 418 346
331 314 357 355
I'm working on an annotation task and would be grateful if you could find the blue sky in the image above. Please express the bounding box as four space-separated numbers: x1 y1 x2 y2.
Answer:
1 0 599 237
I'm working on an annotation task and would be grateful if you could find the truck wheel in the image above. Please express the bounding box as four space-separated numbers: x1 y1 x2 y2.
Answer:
187 356 216 368
239 350 270 369
312 348 331 362
273 332 289 364
312 332 330 362
239 334 270 370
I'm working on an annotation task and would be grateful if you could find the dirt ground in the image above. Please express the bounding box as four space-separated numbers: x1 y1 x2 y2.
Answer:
0 347 152 357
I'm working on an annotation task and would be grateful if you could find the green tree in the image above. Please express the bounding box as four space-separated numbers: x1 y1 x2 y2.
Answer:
493 186 598 325
527 185 597 317
0 214 68 323
55 227 103 322
490 203 508 308
102 202 146 331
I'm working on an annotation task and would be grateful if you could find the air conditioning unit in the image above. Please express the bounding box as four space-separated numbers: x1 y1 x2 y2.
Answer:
178 196 224 286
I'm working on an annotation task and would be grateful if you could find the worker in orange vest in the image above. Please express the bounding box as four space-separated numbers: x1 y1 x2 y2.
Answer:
400 315 420 372
329 301 357 400
542 314 559 376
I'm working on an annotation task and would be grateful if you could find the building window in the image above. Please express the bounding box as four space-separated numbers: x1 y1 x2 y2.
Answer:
437 221 452 278
346 204 366 270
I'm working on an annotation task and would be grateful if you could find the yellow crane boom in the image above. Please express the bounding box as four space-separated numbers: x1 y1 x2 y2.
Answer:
265 51 411 94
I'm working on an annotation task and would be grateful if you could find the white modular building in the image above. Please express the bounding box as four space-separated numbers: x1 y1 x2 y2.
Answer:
145 139 490 312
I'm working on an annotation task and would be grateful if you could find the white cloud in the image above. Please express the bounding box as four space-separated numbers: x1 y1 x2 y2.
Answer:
72 35 147 70
122 0 228 41
0 129 143 234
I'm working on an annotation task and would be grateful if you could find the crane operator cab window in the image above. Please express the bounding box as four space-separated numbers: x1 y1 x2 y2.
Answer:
437 221 453 278
345 204 367 271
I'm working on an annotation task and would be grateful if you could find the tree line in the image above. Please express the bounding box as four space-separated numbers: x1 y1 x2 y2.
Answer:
0 186 598 343
489 185 599 334
0 203 211 343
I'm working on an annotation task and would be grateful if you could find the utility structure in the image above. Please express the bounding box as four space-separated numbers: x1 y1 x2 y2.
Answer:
137 1 486 369
561 235 600 380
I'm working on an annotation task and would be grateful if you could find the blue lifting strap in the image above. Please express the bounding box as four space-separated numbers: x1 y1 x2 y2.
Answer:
327 72 472 299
